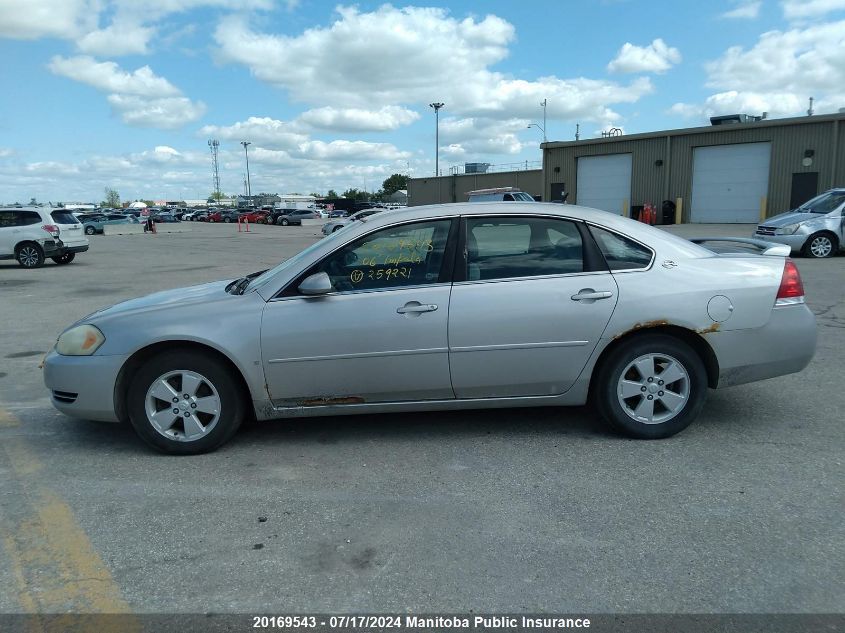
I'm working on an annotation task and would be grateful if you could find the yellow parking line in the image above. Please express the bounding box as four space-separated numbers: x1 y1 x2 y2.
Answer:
0 407 140 629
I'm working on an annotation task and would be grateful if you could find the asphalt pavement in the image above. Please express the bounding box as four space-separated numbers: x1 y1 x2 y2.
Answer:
0 220 842 615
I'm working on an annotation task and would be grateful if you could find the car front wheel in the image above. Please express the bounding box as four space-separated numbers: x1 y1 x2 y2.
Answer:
16 242 45 268
593 334 707 439
802 232 837 258
127 350 245 454
52 252 75 265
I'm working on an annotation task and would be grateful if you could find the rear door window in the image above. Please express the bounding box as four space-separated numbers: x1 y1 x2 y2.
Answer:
465 216 584 281
18 211 42 226
0 210 19 227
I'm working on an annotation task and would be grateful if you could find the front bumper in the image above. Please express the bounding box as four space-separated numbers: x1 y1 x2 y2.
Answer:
708 303 817 388
752 231 806 253
43 349 128 422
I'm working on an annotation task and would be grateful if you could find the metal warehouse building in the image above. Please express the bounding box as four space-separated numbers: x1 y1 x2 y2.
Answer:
543 112 845 223
409 111 845 224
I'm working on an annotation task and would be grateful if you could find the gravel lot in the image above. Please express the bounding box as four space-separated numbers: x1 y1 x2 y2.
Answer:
0 219 842 614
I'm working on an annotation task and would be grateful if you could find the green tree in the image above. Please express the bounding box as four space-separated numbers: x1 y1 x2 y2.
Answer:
209 191 225 202
342 188 370 202
141 200 155 207
326 189 339 198
103 187 120 208
381 173 408 196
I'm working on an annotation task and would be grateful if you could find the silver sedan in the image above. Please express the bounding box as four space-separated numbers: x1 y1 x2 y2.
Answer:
44 203 817 454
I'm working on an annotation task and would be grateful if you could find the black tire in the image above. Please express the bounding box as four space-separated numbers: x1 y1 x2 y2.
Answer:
801 232 838 258
16 242 45 268
84 225 96 235
593 334 707 439
280 218 289 226
332 225 342 232
127 350 245 454
51 252 76 265
224 217 232 223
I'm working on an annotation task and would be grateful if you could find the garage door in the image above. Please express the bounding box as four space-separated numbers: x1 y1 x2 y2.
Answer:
576 154 632 214
691 142 771 223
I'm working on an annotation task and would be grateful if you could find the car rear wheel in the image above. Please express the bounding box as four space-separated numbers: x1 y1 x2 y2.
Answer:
51 252 75 265
84 226 96 235
593 334 707 439
332 225 343 232
802 232 837 258
127 350 245 454
16 242 45 268
280 218 289 226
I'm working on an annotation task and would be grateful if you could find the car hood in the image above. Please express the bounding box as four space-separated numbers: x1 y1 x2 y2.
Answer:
81 280 232 324
759 211 819 227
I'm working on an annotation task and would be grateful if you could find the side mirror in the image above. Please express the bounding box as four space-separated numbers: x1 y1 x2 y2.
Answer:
298 272 333 296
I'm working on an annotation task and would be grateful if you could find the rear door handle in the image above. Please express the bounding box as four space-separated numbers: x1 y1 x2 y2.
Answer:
397 302 438 314
571 289 613 302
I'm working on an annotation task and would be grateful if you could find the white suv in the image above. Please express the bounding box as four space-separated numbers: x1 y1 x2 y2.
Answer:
47 208 90 263
0 207 86 268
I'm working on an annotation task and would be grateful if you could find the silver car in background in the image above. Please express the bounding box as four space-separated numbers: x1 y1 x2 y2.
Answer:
321 208 383 235
755 188 845 258
44 202 816 454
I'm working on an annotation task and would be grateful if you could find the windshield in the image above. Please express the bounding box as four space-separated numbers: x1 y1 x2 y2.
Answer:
246 229 347 293
798 191 845 214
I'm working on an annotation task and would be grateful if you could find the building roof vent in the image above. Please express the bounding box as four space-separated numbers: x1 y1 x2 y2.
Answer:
709 113 762 126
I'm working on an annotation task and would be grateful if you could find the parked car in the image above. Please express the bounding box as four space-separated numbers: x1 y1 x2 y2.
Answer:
208 210 240 223
43 202 817 454
468 187 536 202
48 209 90 264
274 209 318 226
754 188 845 258
182 210 205 221
239 210 270 224
321 208 382 235
0 207 64 267
328 210 348 218
153 212 181 223
82 213 134 235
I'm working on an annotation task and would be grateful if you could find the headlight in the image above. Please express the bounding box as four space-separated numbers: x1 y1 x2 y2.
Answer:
774 223 801 235
56 324 105 356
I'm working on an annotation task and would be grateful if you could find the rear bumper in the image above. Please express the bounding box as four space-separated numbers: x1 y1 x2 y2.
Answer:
43 349 127 422
708 304 817 388
42 239 62 256
57 244 89 255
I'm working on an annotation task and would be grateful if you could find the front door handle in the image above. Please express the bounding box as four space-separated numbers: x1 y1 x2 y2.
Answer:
397 302 438 314
571 289 613 302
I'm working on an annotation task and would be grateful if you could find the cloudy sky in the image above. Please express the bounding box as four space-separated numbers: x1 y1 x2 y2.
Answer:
1 0 844 203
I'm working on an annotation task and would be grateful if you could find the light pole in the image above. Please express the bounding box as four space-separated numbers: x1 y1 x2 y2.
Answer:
240 141 252 205
528 123 546 143
429 102 444 176
540 98 548 142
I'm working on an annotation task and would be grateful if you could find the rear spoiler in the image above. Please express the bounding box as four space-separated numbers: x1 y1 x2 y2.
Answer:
688 237 791 257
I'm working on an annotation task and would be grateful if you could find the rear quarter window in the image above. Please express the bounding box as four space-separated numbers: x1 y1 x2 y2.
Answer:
18 211 42 226
589 226 653 270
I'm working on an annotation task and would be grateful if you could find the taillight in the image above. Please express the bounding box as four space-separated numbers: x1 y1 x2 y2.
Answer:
776 259 804 305
41 224 60 238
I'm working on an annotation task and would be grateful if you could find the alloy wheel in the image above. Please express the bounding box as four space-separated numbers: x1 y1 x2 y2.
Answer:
18 246 40 267
810 236 833 258
144 370 221 442
616 353 690 424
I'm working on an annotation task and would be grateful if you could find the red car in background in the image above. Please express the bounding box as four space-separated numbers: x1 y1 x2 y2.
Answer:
207 210 240 223
239 210 270 224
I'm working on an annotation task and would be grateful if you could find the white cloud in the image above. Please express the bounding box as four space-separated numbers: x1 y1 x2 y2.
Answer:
297 140 409 162
782 0 845 20
48 55 206 128
200 117 309 150
48 56 181 96
214 6 652 125
77 21 156 56
607 39 682 74
0 0 98 40
0 148 12 158
721 1 762 19
674 20 845 120
299 106 420 132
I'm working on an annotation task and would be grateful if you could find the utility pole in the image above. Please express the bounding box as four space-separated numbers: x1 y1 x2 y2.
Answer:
240 141 252 204
208 139 220 201
429 102 444 176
